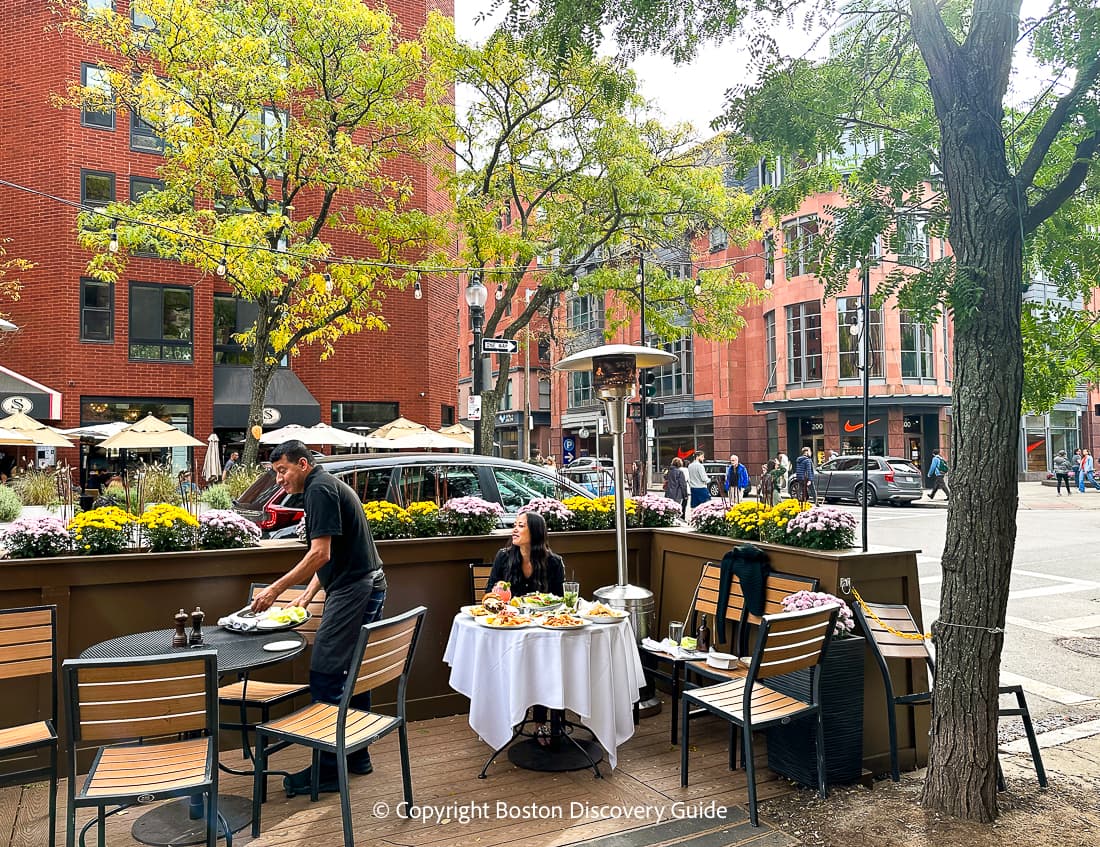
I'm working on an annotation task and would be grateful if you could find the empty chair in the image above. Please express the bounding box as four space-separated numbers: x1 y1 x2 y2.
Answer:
0 605 58 847
469 562 495 603
252 606 427 847
218 582 326 761
681 604 839 827
63 651 221 847
854 599 1046 787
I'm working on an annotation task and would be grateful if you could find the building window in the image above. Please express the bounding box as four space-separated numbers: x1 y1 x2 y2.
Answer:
782 215 819 278
568 371 594 407
86 0 114 14
708 226 728 252
81 64 114 130
837 296 883 380
440 404 455 427
646 335 694 396
764 311 776 391
130 108 165 153
81 170 115 205
895 212 929 265
129 282 193 361
538 378 551 411
249 107 287 175
537 338 550 361
80 278 113 342
786 300 822 384
213 294 258 365
900 310 935 379
501 377 513 411
331 401 400 430
567 294 601 332
132 5 156 29
129 176 166 256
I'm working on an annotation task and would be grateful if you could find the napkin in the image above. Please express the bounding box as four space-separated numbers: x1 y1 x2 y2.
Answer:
640 637 703 660
217 607 261 632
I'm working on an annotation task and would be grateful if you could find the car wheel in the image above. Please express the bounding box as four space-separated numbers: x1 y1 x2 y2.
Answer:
708 481 721 498
856 484 878 507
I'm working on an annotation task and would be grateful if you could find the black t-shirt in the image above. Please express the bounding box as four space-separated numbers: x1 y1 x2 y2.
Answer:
487 547 565 597
302 466 382 593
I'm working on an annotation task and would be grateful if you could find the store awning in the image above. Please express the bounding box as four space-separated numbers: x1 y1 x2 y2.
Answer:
752 394 951 413
0 365 63 420
213 367 321 429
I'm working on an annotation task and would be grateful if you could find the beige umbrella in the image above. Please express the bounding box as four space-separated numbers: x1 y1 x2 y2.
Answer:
201 433 223 482
99 414 204 449
259 422 370 447
370 416 432 439
0 411 74 447
363 430 471 450
438 423 474 446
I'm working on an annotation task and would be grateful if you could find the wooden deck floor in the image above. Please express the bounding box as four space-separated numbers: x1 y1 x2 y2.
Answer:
2 702 800 847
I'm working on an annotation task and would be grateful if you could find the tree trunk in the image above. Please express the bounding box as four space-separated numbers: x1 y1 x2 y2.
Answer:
241 303 278 467
918 40 1023 820
474 355 509 456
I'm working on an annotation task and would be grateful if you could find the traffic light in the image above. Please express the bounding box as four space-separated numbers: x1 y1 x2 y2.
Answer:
645 402 664 419
641 369 658 398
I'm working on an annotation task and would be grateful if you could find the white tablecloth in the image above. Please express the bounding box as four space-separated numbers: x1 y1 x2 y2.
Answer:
443 613 646 769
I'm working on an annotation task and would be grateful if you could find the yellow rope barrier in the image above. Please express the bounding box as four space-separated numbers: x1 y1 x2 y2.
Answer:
850 587 931 641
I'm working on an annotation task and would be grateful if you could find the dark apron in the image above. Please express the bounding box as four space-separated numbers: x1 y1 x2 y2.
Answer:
310 569 388 677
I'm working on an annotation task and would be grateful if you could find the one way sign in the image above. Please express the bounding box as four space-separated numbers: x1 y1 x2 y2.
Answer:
481 337 519 354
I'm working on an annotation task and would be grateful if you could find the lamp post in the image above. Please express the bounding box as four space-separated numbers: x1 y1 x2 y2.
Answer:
856 260 871 552
465 273 488 455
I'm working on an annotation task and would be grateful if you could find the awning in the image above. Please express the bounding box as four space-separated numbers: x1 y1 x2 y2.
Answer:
213 367 321 429
0 365 63 420
752 394 951 413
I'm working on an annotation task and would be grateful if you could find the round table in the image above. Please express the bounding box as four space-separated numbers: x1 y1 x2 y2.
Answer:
442 613 645 776
81 626 306 846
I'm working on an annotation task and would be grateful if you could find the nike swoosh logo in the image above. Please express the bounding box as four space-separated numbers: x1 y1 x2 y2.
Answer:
844 418 881 432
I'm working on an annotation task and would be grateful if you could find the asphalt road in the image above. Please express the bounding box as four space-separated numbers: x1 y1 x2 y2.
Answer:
846 500 1100 726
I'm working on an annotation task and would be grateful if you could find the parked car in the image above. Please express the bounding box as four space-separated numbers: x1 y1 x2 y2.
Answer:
560 466 615 496
812 455 923 506
566 456 615 471
233 453 596 535
703 461 731 498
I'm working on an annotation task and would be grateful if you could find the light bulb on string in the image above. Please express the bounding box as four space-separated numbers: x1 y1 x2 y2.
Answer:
693 275 702 296
495 282 504 301
108 222 119 254
216 244 227 277
571 277 580 293
413 278 423 300
323 271 333 293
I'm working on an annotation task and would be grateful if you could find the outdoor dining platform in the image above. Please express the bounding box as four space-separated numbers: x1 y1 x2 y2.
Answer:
0 704 799 847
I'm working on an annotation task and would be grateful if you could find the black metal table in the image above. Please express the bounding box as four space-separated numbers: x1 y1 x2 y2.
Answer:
81 626 306 846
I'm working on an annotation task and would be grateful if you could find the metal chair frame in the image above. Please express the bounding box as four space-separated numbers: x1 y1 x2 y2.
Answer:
0 604 58 847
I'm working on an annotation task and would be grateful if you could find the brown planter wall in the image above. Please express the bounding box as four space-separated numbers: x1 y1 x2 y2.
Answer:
2 527 923 776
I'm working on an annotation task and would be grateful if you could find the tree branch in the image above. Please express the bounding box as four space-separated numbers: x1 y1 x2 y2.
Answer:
1024 131 1100 235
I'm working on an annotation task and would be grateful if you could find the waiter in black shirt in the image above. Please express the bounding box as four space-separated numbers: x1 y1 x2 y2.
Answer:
251 440 387 796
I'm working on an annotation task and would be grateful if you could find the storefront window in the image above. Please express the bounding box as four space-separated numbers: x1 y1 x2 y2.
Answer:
80 398 193 475
900 311 935 379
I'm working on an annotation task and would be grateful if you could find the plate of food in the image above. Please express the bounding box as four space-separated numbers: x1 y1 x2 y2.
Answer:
460 604 491 618
255 606 311 631
478 612 535 629
520 592 563 613
579 602 629 623
539 613 589 631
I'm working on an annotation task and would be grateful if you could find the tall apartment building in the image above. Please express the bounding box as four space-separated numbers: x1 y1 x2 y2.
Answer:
0 0 457 478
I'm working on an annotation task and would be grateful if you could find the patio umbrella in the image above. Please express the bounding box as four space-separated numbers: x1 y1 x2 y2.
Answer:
58 421 132 441
438 423 474 447
259 422 370 447
0 426 36 446
0 411 74 447
201 433 223 482
362 430 471 450
99 414 204 449
369 416 432 440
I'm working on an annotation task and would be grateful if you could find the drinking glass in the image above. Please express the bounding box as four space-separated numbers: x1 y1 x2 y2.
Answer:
668 620 685 645
562 581 580 611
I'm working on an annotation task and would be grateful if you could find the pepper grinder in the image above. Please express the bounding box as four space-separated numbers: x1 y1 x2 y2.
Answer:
173 609 188 648
189 606 205 646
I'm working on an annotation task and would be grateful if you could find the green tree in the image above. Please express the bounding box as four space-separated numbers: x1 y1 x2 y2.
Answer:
504 0 1100 822
426 22 763 452
58 0 446 464
0 239 30 338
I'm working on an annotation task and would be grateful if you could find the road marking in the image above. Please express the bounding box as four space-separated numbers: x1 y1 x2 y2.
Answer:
919 601 1094 641
919 574 943 585
1002 718 1100 753
998 671 1097 705
1048 614 1100 632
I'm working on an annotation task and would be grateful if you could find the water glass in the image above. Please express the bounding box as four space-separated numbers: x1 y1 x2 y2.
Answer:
562 581 580 611
668 620 685 645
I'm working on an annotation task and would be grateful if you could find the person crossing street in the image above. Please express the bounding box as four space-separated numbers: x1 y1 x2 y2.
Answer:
928 449 951 501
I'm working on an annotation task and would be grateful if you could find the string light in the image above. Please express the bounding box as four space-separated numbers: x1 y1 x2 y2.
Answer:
571 277 580 293
495 282 504 300
108 221 119 254
322 271 332 292
215 243 227 277
413 278 423 299
693 274 702 296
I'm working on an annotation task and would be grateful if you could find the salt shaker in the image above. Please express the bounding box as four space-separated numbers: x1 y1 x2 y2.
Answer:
189 606 205 646
173 609 188 648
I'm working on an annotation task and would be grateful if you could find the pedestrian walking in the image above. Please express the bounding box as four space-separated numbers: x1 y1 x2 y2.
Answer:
1078 449 1100 492
927 449 950 500
631 460 642 495
793 447 817 504
687 450 711 512
251 439 387 796
665 457 689 518
1052 449 1073 495
221 451 239 481
1072 448 1082 487
725 454 750 505
776 452 790 492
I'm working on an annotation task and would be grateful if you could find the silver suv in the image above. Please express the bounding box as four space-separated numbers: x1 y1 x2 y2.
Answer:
810 455 923 506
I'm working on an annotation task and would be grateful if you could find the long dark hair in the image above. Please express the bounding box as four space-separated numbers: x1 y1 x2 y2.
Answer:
503 511 554 590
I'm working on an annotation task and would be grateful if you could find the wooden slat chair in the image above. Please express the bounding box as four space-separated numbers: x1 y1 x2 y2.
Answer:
252 606 427 847
469 562 495 603
681 604 840 827
218 583 326 761
63 651 220 847
0 605 58 847
854 600 1046 788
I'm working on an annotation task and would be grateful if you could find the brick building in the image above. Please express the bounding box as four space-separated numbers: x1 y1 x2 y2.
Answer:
0 0 457 480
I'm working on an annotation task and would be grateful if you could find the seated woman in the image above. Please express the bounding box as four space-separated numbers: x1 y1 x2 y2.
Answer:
486 511 565 745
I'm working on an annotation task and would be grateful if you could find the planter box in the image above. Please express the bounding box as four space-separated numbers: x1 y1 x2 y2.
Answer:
764 634 866 787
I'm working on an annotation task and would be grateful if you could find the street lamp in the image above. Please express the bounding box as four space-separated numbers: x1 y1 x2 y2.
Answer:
465 273 488 454
855 259 871 552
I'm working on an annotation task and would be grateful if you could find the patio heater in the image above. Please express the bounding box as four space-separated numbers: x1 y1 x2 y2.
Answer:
555 343 676 643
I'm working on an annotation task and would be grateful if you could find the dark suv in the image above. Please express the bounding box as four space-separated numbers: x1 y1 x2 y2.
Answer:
233 453 595 534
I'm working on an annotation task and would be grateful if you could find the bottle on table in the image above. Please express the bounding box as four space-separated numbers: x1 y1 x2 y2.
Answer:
696 613 711 653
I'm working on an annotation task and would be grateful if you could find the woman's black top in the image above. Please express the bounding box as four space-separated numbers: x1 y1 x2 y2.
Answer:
486 547 565 597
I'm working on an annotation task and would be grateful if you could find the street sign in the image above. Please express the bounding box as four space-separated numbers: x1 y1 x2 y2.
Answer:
562 437 576 464
467 394 482 421
481 337 519 354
